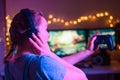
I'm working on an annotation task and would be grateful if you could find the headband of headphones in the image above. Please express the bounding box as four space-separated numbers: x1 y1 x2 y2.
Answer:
20 8 38 37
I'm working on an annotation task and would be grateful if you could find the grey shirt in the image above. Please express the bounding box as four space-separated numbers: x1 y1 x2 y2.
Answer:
5 54 66 80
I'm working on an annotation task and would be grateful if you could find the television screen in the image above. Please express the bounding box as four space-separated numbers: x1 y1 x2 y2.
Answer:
48 29 87 57
88 28 115 49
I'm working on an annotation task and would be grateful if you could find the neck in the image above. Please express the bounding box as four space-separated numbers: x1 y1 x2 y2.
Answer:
15 42 33 57
15 41 52 57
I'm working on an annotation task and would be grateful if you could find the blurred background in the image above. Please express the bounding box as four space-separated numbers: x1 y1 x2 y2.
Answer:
0 0 120 80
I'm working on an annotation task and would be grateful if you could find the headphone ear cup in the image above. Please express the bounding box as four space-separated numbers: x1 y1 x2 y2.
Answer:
24 29 33 38
21 9 38 37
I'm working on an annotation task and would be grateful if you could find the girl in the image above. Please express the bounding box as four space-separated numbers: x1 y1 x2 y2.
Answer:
4 9 97 80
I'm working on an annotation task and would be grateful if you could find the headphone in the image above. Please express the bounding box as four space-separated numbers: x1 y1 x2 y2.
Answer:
20 8 38 37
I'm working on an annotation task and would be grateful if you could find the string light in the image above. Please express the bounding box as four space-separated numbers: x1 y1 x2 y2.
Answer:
47 11 117 27
5 12 118 42
5 15 12 52
6 11 118 33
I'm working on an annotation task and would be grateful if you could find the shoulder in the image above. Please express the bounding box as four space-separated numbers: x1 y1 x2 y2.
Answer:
31 55 66 69
39 55 67 80
38 55 65 69
26 54 67 80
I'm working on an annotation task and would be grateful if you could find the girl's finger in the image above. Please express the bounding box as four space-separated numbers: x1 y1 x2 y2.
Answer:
36 32 44 43
31 33 43 47
29 37 41 50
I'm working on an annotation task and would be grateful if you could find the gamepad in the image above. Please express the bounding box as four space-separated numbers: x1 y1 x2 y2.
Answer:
94 35 114 50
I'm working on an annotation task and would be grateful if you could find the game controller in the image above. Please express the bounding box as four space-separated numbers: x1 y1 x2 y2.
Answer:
94 35 114 50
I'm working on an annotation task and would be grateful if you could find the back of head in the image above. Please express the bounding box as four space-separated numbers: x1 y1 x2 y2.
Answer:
10 9 43 45
4 8 43 63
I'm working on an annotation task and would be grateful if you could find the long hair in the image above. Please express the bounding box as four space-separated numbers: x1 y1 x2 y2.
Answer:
4 9 43 63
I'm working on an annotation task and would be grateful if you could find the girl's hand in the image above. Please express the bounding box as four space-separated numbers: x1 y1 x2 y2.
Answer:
87 32 100 52
28 32 50 54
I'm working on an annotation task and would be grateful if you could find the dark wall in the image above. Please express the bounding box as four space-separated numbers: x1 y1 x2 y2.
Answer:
6 0 120 29
0 0 5 79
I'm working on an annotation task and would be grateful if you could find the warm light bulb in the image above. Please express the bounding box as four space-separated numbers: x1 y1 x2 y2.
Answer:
52 18 57 22
6 42 10 46
61 20 64 23
108 20 112 23
7 19 12 24
48 20 52 24
110 24 113 27
100 13 104 17
80 16 84 20
92 16 96 19
96 13 100 17
118 46 120 50
88 15 92 19
64 22 69 26
84 16 88 20
109 16 113 20
6 33 9 36
6 15 9 20
73 21 77 24
77 19 81 23
6 37 9 41
117 45 120 50
69 20 73 24
116 19 120 23
105 12 109 16
48 14 53 19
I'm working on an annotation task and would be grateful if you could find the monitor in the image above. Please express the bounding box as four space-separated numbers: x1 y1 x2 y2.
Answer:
48 29 87 57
